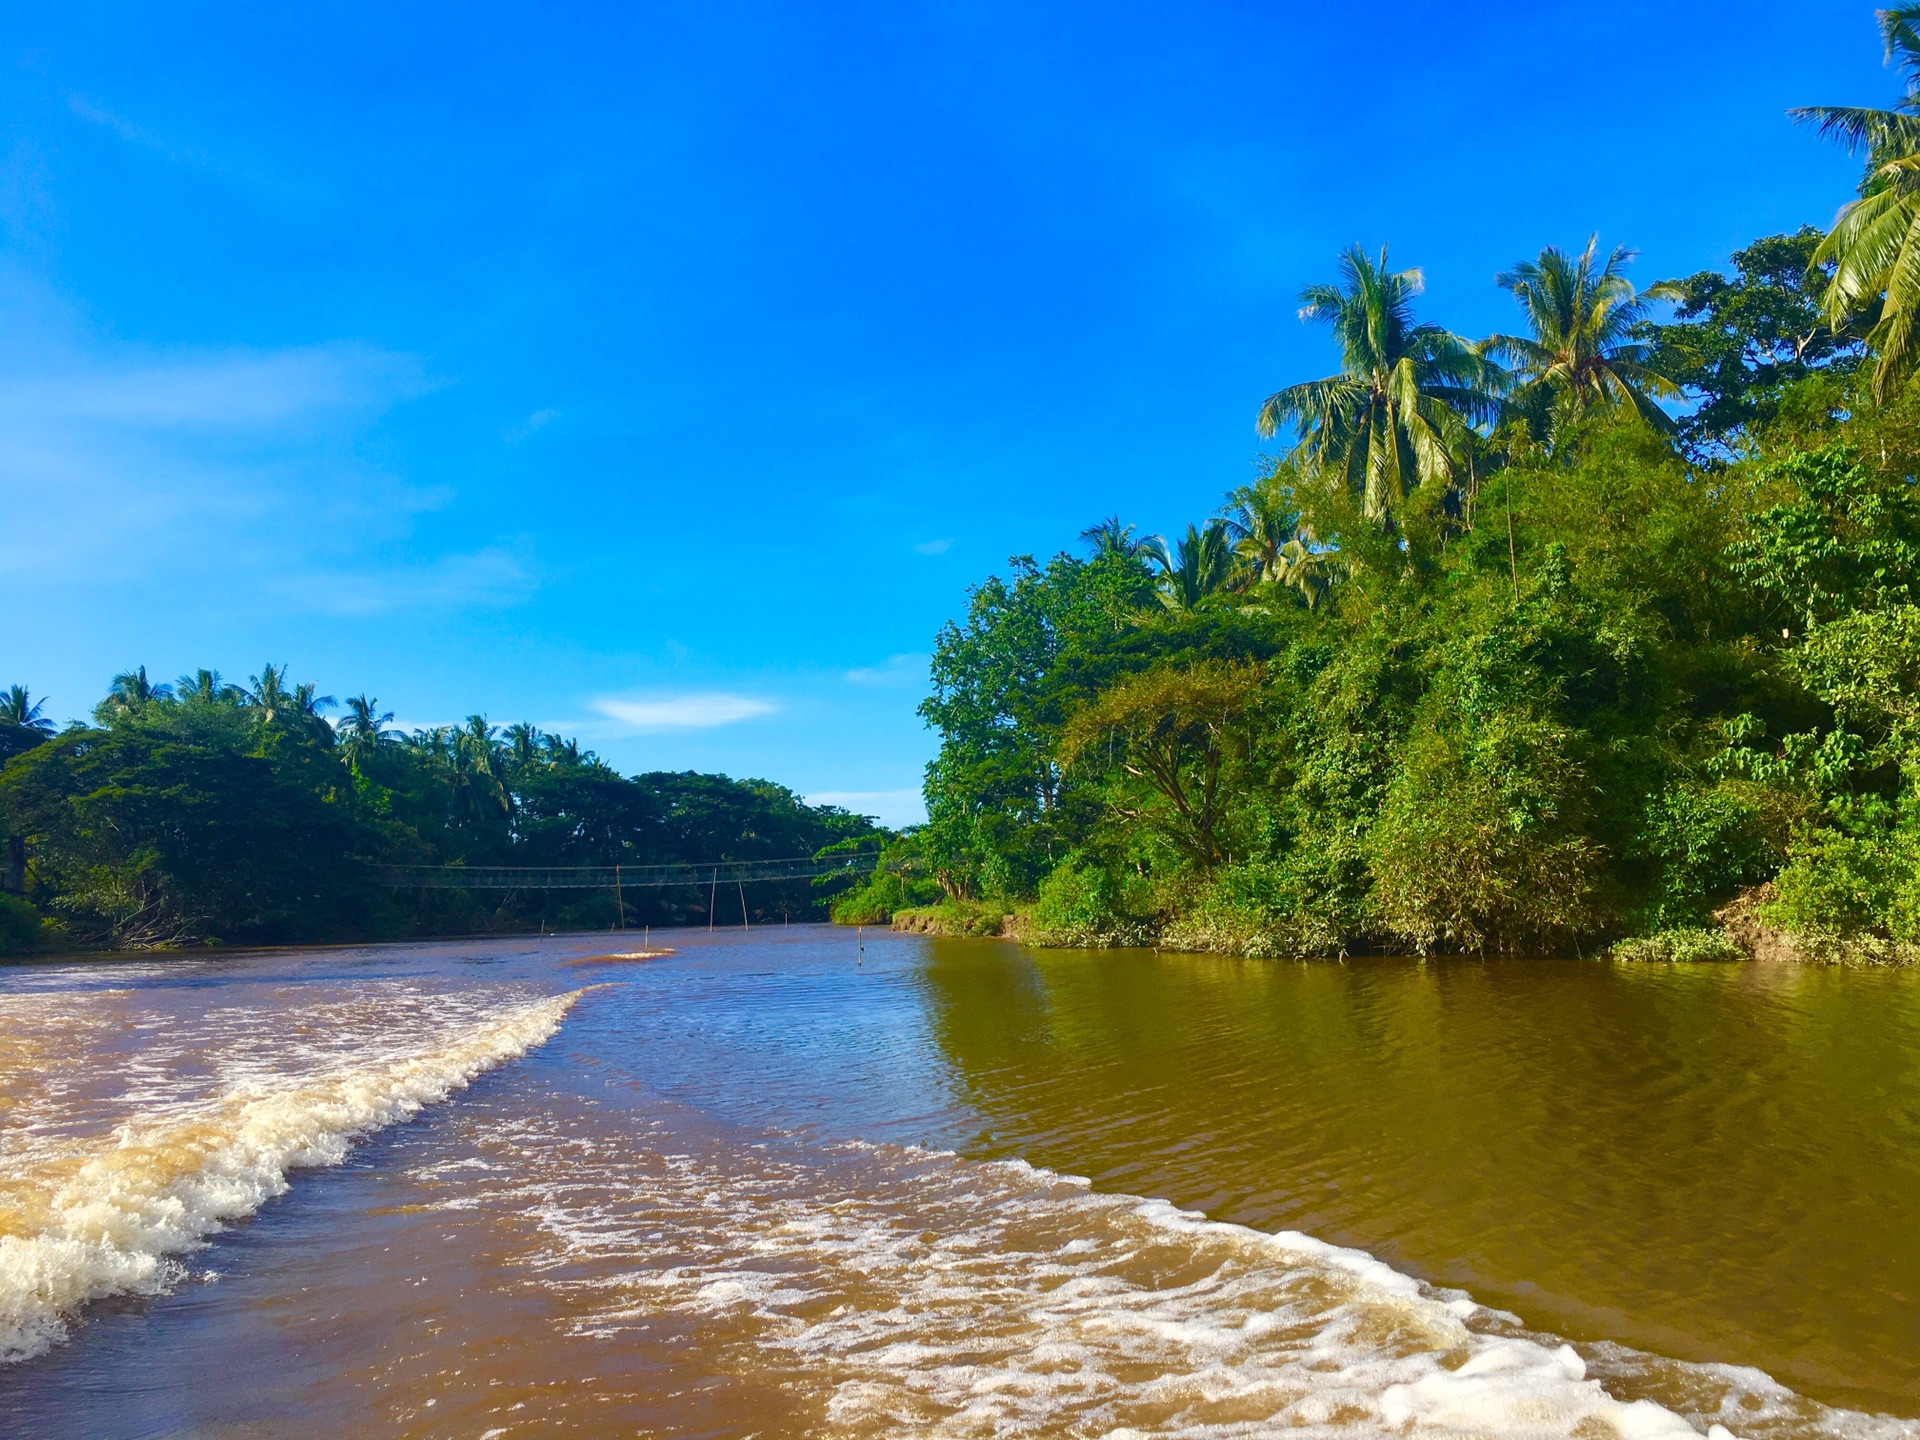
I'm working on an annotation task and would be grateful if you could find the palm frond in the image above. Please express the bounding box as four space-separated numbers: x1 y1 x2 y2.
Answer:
1789 104 1920 157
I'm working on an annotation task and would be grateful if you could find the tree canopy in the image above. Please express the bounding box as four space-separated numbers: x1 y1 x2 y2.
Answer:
0 675 879 951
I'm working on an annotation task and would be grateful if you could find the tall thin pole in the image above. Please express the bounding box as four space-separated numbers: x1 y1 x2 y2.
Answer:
1505 477 1519 603
709 867 717 931
615 864 626 930
738 879 750 930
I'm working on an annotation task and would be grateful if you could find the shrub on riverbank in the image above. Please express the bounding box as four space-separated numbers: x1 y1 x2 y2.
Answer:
0 894 57 956
1611 928 1746 964
830 870 939 926
891 899 1016 938
1026 855 1155 947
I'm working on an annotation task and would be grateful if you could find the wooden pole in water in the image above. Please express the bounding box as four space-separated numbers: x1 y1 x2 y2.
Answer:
615 864 626 930
738 879 749 930
709 867 717 931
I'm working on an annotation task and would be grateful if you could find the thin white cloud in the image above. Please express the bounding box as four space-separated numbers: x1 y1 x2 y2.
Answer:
591 693 780 732
0 340 434 580
0 277 518 618
67 94 205 166
846 653 927 687
806 788 926 827
298 548 536 617
0 341 428 433
914 538 952 555
7 343 430 432
65 93 302 197
505 407 559 442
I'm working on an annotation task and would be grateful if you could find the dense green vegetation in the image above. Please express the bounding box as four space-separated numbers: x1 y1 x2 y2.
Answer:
832 10 1920 962
0 670 877 953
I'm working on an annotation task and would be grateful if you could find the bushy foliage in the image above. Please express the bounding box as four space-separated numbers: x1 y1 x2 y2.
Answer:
829 869 945 925
1028 854 1152 947
891 899 1013 937
1611 928 1747 964
0 894 53 955
1159 858 1348 958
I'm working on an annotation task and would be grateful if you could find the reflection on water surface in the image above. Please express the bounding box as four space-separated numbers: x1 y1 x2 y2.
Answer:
1 931 1917 1436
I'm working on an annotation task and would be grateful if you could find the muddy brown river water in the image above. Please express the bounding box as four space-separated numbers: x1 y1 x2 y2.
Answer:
2 930 1918 1437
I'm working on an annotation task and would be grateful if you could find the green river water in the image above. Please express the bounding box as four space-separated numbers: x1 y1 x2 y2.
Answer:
929 944 1920 1414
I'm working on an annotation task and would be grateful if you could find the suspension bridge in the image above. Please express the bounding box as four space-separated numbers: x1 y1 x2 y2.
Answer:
371 851 883 930
372 852 881 890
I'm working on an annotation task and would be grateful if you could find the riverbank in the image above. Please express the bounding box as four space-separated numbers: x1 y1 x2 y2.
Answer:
873 884 1920 966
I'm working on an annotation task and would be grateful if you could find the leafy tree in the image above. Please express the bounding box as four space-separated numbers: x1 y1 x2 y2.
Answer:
1485 236 1680 439
1643 229 1865 453
920 551 1155 897
0 686 54 899
1731 444 1920 630
1058 661 1264 876
1257 244 1493 521
0 716 371 946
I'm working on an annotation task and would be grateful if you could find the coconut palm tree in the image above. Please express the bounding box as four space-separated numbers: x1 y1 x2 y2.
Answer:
285 681 337 745
176 669 243 706
1483 237 1681 437
1079 515 1156 560
1258 244 1494 521
1794 5 1920 399
449 717 512 831
240 665 333 740
292 682 335 718
503 722 544 776
338 695 395 765
0 685 54 734
540 732 584 766
1220 467 1304 586
244 664 294 724
1271 538 1338 611
94 667 173 723
1147 522 1235 610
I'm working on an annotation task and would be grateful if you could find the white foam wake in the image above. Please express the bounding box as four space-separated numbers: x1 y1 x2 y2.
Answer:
444 1119 1918 1439
0 988 583 1364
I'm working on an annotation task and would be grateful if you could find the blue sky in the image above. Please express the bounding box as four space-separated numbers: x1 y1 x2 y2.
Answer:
0 1 1893 825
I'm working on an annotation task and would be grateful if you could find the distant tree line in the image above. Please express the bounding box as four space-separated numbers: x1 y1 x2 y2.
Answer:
0 668 878 952
836 10 1920 961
